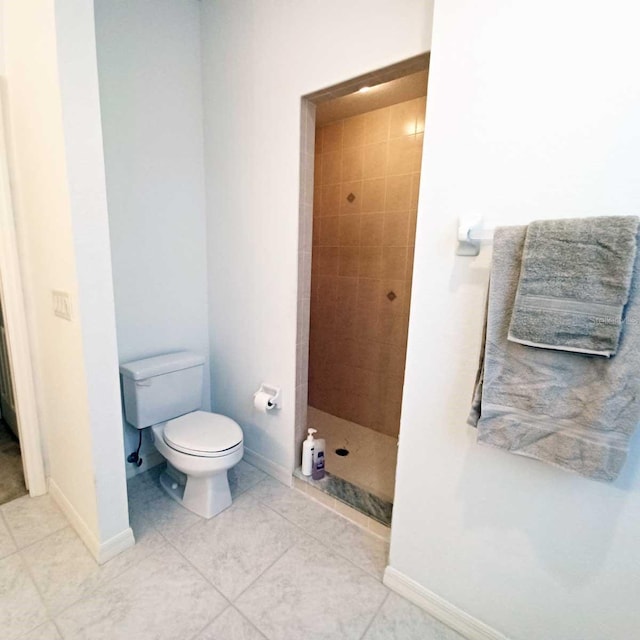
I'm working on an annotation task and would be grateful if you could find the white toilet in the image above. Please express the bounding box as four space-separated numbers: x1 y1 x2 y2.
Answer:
120 351 243 519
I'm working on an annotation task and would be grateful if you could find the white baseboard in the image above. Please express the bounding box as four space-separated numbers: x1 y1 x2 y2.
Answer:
125 449 164 479
49 478 135 565
98 527 136 564
243 447 292 487
383 566 509 640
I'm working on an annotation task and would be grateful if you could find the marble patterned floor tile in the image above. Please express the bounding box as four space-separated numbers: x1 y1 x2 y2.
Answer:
229 460 266 498
1 495 68 549
126 466 170 530
126 461 265 541
128 474 203 540
0 511 17 559
127 501 159 544
363 592 465 640
250 477 388 579
0 553 48 639
172 493 303 600
126 467 170 541
55 545 227 640
248 477 334 530
195 606 267 640
236 543 388 640
18 621 62 640
21 525 165 615
309 508 389 579
126 467 166 509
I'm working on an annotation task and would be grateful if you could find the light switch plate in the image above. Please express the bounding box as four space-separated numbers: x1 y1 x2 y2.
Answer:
52 290 72 321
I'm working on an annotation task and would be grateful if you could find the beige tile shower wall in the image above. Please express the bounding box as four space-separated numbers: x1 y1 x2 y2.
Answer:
309 97 425 438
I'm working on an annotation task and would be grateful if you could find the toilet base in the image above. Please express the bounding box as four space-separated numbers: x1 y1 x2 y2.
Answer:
159 467 232 519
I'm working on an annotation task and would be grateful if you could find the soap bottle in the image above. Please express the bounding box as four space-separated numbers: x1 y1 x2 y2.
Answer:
312 437 326 480
302 428 317 476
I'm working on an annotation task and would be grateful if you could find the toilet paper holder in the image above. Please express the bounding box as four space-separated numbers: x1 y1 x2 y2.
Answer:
253 383 281 410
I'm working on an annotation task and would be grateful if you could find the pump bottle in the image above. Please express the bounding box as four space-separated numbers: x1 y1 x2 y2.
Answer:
302 428 317 476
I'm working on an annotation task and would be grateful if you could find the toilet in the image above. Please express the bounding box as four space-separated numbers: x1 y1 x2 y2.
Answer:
119 351 243 519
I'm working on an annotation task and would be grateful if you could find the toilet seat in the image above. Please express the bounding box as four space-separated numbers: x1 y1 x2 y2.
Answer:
163 410 243 458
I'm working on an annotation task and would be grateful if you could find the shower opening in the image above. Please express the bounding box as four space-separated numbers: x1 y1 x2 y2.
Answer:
295 55 429 529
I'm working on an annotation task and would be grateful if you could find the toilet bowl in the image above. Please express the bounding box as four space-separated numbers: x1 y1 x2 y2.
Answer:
151 411 243 518
119 351 244 519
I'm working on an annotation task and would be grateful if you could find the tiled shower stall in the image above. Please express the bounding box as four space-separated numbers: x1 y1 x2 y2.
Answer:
295 57 428 521
309 97 425 438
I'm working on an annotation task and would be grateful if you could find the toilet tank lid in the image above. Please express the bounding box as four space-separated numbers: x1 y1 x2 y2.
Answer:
119 351 205 380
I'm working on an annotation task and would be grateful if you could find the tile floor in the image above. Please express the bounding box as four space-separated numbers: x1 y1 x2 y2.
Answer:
308 407 398 502
0 460 464 640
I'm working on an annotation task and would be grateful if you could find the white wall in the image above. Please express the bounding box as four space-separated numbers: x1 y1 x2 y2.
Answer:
200 0 434 473
54 0 130 547
2 0 131 560
0 2 4 75
392 1 640 639
94 0 211 473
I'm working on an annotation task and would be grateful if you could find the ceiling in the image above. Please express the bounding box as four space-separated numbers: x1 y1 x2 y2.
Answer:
315 68 429 126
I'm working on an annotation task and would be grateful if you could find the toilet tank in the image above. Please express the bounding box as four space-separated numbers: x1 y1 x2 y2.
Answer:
119 351 205 429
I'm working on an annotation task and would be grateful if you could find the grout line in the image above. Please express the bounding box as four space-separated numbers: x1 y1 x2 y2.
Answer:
184 603 231 640
6 503 84 626
0 508 19 553
15 522 72 555
38 467 381 639
123 518 232 640
248 480 388 583
233 605 271 640
161 491 298 612
51 618 66 640
230 540 298 604
15 538 55 636
228 470 268 501
358 589 390 640
41 530 192 632
120 470 382 612
3 498 70 556
304 524 387 583
17 468 272 638
146 532 232 624
157 496 273 602
45 529 168 623
39 473 183 623
153 508 203 545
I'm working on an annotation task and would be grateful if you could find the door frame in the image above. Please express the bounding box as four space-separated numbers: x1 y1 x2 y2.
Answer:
0 94 47 496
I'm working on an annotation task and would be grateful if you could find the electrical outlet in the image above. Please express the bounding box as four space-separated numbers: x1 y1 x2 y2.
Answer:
52 290 72 321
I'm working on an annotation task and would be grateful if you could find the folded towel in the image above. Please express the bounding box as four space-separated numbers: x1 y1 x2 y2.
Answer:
508 216 639 356
469 225 640 481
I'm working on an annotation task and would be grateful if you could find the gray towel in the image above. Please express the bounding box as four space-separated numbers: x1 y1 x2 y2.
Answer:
508 216 639 356
468 226 640 482
467 290 487 427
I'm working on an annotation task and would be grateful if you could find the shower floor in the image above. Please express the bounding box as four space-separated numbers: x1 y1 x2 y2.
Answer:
307 407 398 503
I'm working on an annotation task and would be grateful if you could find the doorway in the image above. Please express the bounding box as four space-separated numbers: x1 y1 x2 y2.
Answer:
0 296 26 504
295 55 429 528
0 94 47 500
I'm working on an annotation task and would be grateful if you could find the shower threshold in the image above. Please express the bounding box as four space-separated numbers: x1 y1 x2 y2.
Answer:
293 466 392 527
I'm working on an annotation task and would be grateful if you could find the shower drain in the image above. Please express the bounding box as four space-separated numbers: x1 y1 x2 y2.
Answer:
335 448 349 457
